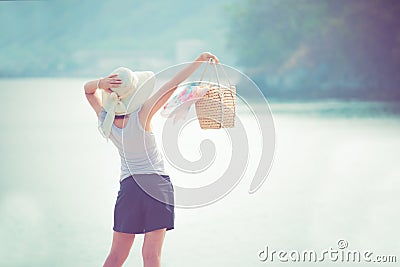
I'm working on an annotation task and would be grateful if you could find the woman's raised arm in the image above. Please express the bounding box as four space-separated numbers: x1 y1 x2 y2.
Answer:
140 52 219 125
84 74 122 116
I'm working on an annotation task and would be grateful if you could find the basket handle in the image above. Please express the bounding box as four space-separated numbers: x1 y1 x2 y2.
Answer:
199 59 232 89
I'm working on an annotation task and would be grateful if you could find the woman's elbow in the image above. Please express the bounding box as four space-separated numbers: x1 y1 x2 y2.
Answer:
84 81 95 94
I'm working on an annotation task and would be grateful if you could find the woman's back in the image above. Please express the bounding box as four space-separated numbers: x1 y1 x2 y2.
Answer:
99 106 167 182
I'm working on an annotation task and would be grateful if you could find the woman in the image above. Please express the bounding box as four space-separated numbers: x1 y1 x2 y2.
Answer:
84 52 219 267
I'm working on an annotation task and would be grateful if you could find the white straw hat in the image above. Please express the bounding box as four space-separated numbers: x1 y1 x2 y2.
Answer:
99 67 155 138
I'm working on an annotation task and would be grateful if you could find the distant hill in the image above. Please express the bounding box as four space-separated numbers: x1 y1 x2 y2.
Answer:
0 0 237 77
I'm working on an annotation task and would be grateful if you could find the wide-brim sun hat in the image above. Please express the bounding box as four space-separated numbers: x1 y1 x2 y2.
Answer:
99 67 155 138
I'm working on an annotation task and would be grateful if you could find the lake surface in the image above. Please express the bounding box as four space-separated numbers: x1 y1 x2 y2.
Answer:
0 78 399 266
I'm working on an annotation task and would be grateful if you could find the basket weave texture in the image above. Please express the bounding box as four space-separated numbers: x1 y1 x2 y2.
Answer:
195 84 236 129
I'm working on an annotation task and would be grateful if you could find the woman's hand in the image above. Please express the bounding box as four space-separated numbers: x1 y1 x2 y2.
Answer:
84 74 122 116
98 74 122 93
196 52 220 64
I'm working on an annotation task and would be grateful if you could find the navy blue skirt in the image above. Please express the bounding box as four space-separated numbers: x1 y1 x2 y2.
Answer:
113 174 175 234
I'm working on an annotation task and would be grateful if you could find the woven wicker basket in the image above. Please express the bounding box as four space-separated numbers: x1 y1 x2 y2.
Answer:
195 84 236 129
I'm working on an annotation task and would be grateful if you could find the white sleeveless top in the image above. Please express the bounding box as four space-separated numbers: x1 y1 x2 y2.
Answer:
99 106 168 182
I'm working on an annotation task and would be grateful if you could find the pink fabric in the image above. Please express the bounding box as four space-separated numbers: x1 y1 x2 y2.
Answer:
161 82 210 123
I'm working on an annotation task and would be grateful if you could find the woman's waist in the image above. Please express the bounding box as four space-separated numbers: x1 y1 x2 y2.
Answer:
120 155 165 172
118 148 163 160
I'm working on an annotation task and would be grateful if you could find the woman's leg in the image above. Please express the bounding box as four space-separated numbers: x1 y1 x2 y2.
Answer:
142 228 167 267
103 231 135 267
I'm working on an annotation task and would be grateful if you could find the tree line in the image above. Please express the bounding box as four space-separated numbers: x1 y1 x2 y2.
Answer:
228 0 400 100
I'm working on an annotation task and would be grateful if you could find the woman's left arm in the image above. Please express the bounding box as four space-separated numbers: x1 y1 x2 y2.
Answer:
84 74 122 116
140 52 219 124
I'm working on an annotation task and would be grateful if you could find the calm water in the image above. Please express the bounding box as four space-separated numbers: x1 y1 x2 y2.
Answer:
0 78 399 266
